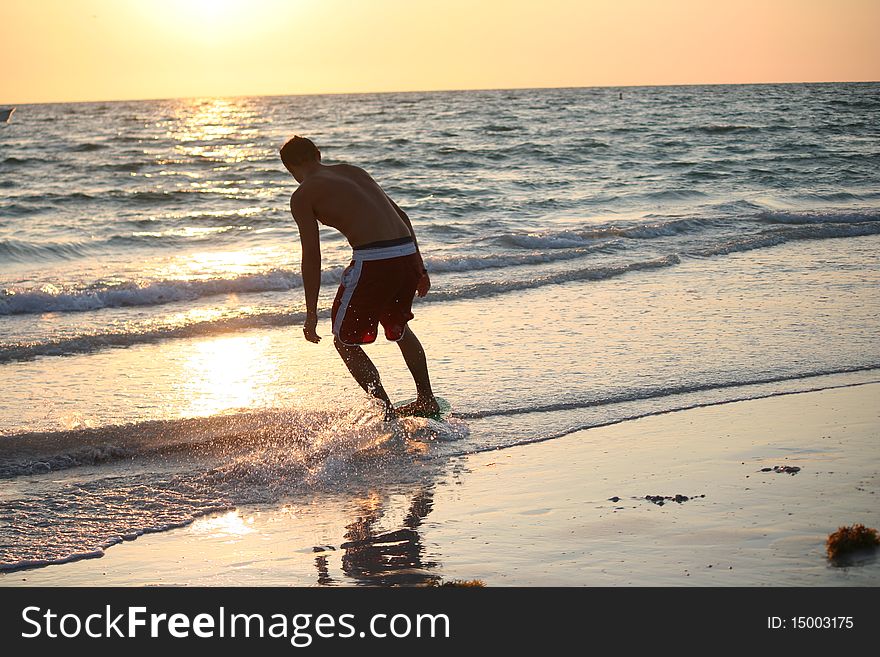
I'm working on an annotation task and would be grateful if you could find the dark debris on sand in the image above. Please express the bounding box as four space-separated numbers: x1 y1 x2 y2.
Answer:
424 579 485 587
643 494 705 506
759 465 802 475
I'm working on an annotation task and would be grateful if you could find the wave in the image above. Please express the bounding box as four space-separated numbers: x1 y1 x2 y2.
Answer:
13 191 96 204
3 366 877 481
110 134 146 143
374 157 408 169
0 512 228 573
692 124 760 134
793 191 878 203
70 142 108 152
496 207 880 255
826 98 880 110
0 256 678 361
428 244 617 270
0 252 672 318
497 232 605 249
446 373 880 459
8 365 865 575
0 203 54 217
485 143 559 161
119 189 221 204
455 364 880 419
0 156 45 169
758 209 880 224
496 217 720 248
0 310 309 362
425 254 679 302
0 238 96 261
0 269 337 315
683 169 730 180
631 189 710 202
0 409 315 479
96 161 148 173
124 207 273 227
0 243 627 316
3 216 878 353
482 124 518 132
6 189 242 210
571 137 610 149
0 224 274 263
0 406 461 572
688 222 880 258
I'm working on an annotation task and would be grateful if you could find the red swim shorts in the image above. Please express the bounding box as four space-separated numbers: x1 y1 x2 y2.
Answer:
331 238 423 346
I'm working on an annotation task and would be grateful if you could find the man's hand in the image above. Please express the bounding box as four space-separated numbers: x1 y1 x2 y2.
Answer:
416 271 431 297
303 312 321 343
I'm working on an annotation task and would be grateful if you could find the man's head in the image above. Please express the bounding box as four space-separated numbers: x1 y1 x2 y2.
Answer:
280 135 321 182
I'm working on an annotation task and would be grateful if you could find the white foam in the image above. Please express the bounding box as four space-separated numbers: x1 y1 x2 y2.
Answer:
0 269 342 316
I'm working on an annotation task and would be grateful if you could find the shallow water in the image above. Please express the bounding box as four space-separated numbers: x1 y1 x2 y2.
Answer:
1 83 879 571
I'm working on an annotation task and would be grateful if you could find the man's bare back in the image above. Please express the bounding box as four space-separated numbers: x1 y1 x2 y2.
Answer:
291 164 411 248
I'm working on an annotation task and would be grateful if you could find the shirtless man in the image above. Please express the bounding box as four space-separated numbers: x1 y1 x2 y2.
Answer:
280 136 439 419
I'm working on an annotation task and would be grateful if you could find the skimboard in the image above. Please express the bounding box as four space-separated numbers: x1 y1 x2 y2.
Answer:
393 397 451 422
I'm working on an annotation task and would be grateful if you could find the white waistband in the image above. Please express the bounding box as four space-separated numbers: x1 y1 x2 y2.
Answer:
352 241 417 262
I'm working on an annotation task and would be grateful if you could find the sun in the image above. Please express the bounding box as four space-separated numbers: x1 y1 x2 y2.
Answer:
127 0 304 69
179 0 240 27
138 0 264 45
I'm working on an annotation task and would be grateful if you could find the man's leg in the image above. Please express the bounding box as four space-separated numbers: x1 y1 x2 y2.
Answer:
395 326 439 415
334 337 393 417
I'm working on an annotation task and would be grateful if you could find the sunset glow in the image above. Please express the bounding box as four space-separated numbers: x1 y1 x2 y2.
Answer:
1 0 877 104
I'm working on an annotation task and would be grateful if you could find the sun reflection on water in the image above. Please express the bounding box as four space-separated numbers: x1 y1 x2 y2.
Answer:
175 334 279 417
153 246 285 281
165 98 262 165
192 510 256 538
182 249 267 275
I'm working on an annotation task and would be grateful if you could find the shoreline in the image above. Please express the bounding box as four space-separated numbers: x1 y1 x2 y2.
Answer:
4 382 878 586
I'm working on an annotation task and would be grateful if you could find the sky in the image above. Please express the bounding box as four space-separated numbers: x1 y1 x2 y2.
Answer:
1 0 878 104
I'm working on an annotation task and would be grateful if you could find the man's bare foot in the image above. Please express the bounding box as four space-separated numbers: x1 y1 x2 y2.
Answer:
395 396 440 418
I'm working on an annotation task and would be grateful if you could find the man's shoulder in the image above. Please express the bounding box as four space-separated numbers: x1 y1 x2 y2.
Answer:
291 179 318 201
330 162 369 178
290 186 314 217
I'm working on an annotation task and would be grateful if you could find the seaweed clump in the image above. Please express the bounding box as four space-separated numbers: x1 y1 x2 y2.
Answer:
425 579 486 587
826 524 880 560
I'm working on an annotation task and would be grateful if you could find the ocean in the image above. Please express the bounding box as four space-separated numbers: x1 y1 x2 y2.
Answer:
1 83 879 572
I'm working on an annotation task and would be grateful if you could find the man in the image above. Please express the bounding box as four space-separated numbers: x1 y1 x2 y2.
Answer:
280 135 439 419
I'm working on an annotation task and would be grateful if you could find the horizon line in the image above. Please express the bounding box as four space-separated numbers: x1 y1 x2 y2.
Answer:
3 78 878 107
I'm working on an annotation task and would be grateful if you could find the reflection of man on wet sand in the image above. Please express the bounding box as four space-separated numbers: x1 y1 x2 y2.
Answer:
315 488 438 586
280 136 439 420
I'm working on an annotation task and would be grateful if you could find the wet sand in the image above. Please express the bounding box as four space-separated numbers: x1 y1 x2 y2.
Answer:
4 382 879 586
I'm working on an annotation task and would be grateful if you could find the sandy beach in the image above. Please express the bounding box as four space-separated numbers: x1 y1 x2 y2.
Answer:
4 381 877 587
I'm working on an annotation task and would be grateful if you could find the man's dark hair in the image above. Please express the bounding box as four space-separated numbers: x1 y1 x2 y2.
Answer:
280 135 320 167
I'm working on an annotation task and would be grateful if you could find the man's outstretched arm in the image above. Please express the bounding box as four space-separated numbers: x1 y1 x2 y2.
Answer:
291 193 322 342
